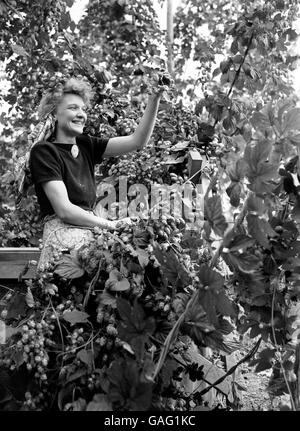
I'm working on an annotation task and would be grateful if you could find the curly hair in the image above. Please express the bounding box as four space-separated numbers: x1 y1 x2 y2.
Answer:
38 77 94 119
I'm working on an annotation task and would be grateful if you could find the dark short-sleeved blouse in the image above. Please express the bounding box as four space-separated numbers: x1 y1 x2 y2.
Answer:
29 134 109 218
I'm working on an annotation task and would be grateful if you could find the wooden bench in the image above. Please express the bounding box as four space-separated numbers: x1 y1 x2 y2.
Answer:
0 248 41 280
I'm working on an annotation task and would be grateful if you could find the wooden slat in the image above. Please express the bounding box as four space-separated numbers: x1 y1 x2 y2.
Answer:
0 248 40 279
187 149 203 184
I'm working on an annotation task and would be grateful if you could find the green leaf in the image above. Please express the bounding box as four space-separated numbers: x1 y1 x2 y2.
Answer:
227 234 255 252
107 358 153 411
117 298 155 357
250 112 270 131
136 248 149 268
283 108 300 133
63 310 89 325
153 246 191 288
204 194 228 236
105 269 130 291
247 194 265 216
230 39 238 54
86 394 112 411
247 214 277 249
244 141 278 193
223 251 261 273
76 349 94 368
278 100 294 126
6 292 27 320
117 297 132 324
159 359 181 390
183 298 215 337
226 182 241 207
214 291 237 317
244 140 272 172
198 264 224 291
114 279 130 291
228 158 247 182
54 255 85 279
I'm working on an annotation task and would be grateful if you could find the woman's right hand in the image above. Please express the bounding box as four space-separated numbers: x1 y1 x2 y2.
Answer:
115 217 138 230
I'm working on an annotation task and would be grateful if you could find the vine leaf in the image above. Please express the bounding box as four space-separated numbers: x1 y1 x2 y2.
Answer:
204 194 228 236
196 265 237 325
63 310 89 325
107 358 153 411
153 246 191 288
182 297 215 338
228 158 247 182
76 349 94 368
54 255 85 279
247 194 266 216
226 181 241 207
105 269 130 291
117 298 155 358
282 108 300 133
198 290 236 325
247 214 277 249
198 264 224 291
244 141 278 194
136 248 149 268
86 394 112 411
250 112 271 132
226 234 255 252
214 291 237 317
223 251 261 273
159 359 181 390
6 292 27 320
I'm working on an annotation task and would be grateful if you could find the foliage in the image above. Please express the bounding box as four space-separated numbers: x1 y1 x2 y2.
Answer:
1 0 300 412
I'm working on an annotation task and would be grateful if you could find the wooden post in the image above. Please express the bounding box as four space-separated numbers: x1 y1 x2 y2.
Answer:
166 0 174 75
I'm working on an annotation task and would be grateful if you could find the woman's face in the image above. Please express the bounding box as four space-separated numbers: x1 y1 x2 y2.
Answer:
55 93 87 137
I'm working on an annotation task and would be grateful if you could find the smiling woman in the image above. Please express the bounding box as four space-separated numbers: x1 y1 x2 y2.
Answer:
25 75 168 270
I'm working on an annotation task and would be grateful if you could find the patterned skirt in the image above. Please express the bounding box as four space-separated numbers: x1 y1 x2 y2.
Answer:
38 214 94 271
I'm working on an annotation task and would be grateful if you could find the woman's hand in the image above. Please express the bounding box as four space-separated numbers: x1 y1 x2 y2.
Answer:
115 217 138 230
146 69 175 97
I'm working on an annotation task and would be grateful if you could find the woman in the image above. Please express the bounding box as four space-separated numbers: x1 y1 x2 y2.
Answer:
28 76 165 270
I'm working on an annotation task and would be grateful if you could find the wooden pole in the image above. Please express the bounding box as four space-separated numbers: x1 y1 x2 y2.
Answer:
166 0 174 75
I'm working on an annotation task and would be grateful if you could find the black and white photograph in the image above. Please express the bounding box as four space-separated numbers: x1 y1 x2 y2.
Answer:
0 0 300 416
